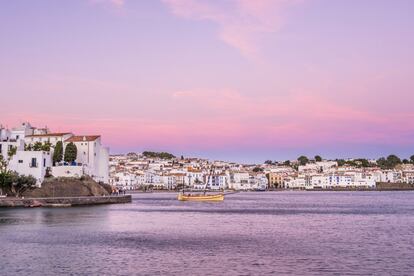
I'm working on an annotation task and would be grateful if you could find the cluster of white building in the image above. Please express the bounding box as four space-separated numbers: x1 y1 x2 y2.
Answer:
110 154 414 191
109 154 268 191
269 161 414 190
0 122 109 186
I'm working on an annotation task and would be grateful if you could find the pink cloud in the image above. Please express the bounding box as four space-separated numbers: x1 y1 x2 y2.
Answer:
162 0 297 60
89 0 124 7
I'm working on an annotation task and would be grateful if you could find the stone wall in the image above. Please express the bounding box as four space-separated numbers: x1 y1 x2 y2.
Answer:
0 195 131 208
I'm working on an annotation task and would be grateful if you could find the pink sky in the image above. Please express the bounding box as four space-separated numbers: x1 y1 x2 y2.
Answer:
1 0 413 162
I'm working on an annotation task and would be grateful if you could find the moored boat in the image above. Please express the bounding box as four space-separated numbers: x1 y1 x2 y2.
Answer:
177 193 224 202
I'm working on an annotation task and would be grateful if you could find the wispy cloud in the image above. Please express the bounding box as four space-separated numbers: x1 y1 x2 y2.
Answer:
89 0 124 7
162 0 297 60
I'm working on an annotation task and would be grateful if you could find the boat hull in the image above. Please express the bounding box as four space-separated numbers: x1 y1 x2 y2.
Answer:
178 193 224 202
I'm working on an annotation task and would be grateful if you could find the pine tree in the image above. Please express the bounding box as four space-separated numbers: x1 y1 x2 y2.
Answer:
64 142 77 163
53 141 63 164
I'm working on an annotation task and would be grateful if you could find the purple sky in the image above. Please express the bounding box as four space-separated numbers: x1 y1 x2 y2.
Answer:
1 0 413 163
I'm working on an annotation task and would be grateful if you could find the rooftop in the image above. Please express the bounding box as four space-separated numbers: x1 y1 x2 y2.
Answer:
66 135 100 142
26 133 72 138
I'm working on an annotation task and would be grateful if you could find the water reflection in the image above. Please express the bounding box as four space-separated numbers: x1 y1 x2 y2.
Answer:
0 192 413 275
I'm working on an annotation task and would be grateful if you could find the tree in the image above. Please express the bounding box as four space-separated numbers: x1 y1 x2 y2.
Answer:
41 142 52 152
314 155 322 162
0 156 36 197
377 157 387 169
64 142 78 163
297 156 309 166
253 167 264 172
283 160 291 166
9 173 36 197
410 155 414 164
7 146 17 159
142 151 176 159
386 154 401 168
264 160 273 165
377 155 401 169
53 141 64 164
32 142 43 151
336 159 346 167
354 158 370 168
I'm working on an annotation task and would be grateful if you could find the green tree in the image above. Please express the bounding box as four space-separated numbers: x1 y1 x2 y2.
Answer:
264 160 273 165
377 157 387 169
403 159 410 164
410 155 414 164
7 146 17 159
9 173 36 197
386 154 401 168
41 142 52 152
53 141 64 164
336 159 346 166
142 151 176 159
64 142 78 163
297 156 309 166
253 167 264 172
32 142 43 151
354 158 370 168
314 155 322 162
283 160 291 166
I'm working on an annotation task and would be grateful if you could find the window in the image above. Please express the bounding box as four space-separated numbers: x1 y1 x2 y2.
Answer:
30 158 37 168
43 158 46 167
0 144 2 153
16 135 19 140
18 160 23 163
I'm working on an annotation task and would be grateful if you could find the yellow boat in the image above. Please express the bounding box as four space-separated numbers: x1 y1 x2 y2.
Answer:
177 193 224 202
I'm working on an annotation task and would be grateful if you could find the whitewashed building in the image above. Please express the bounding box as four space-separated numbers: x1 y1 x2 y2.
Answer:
8 150 52 186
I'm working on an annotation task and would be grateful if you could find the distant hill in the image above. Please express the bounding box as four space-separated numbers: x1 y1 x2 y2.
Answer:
142 151 176 159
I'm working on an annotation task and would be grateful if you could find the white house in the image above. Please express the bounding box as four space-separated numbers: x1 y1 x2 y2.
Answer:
8 150 52 186
64 135 109 184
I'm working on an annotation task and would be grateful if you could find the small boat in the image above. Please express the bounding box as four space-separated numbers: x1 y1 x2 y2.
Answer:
178 166 225 202
178 193 224 202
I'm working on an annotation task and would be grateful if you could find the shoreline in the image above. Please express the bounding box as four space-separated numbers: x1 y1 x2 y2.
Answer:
0 195 131 208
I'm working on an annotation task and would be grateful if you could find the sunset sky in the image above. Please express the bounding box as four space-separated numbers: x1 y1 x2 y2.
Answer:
1 0 413 163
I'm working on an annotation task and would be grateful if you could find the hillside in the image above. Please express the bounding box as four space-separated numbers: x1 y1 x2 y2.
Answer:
24 176 112 198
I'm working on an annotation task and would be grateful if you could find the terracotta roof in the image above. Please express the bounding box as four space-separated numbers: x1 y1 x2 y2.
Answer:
26 133 72 138
65 135 100 142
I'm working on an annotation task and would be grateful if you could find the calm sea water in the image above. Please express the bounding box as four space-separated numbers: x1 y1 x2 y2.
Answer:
1 192 414 276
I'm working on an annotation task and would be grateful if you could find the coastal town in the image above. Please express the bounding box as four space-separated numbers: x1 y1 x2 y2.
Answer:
110 152 414 192
1 122 414 195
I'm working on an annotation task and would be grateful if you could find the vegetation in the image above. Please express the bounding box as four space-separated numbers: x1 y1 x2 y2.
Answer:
283 160 291 166
377 155 402 169
142 151 176 159
264 160 273 165
314 155 322 162
25 142 52 152
253 167 264 172
410 155 414 163
53 141 63 164
0 155 36 197
7 146 17 158
64 142 78 163
297 156 309 166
